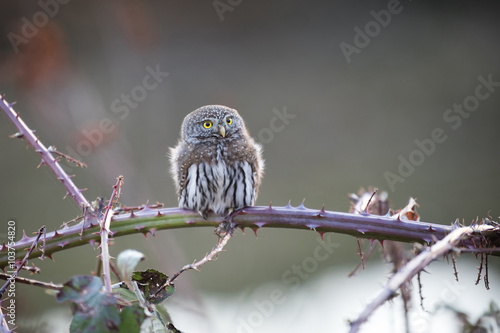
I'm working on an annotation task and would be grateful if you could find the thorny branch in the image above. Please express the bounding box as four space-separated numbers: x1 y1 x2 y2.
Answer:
0 273 62 291
0 227 47 333
348 224 498 333
99 176 124 293
0 226 46 297
2 205 500 270
159 224 234 295
0 95 92 213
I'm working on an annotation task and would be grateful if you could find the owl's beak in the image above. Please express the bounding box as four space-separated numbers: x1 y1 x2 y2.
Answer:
218 125 226 137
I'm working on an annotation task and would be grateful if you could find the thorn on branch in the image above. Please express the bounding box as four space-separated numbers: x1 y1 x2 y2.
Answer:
298 198 306 210
8 132 24 139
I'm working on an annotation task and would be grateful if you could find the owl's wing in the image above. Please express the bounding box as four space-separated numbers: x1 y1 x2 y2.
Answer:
246 140 265 191
169 144 186 195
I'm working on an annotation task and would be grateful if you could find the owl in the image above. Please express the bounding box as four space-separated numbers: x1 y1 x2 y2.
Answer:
169 105 264 218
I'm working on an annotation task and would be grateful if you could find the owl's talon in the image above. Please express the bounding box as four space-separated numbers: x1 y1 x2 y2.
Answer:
224 207 244 229
198 210 209 220
215 221 230 238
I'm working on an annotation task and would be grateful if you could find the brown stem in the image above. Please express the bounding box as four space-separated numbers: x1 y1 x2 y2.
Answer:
100 176 124 293
0 96 92 213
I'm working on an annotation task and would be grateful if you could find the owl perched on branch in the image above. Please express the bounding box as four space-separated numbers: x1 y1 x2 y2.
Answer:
170 105 264 218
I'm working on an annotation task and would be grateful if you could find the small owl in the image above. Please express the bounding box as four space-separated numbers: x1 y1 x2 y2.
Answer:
170 105 264 218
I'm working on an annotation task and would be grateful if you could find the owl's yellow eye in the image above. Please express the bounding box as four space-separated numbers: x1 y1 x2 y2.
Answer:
203 121 212 129
226 117 233 125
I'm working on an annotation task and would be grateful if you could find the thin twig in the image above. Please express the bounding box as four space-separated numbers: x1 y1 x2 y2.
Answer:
157 225 234 295
114 202 164 213
349 242 375 277
451 253 459 282
417 271 425 311
363 188 378 213
484 253 489 290
475 253 483 285
348 224 496 333
61 215 85 228
0 226 46 298
47 146 87 168
109 261 123 282
0 96 92 212
0 273 62 291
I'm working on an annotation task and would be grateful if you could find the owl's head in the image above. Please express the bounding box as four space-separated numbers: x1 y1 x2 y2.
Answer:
180 105 249 143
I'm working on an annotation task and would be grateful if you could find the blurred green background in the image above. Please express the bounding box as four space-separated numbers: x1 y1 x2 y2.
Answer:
0 1 499 332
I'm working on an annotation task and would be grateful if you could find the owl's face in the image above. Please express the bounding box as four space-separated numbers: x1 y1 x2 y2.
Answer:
180 105 247 144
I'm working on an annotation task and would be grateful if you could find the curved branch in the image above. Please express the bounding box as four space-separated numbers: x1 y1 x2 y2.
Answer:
1 204 498 268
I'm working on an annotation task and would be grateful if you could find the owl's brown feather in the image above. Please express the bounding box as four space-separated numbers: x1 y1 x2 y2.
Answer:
169 105 264 218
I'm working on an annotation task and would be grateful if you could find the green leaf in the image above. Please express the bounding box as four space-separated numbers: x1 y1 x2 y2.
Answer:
56 275 102 303
70 292 121 333
57 275 121 332
119 304 147 333
113 283 140 305
132 269 175 304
